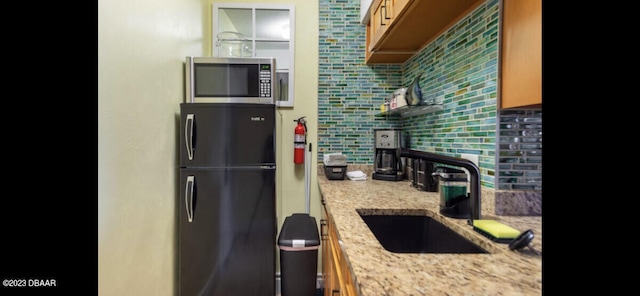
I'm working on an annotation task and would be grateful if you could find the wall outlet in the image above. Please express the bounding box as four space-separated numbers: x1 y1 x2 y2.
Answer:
460 153 479 167
459 154 479 194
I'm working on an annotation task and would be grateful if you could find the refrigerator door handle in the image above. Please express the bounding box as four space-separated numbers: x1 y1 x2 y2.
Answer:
185 114 195 160
185 175 195 222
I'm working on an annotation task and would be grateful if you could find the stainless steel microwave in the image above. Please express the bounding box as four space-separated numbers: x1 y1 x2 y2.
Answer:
185 56 276 104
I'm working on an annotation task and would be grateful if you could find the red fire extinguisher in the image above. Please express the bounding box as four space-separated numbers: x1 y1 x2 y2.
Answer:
294 116 307 164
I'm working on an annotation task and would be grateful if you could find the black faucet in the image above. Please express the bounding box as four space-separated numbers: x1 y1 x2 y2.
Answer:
400 149 482 220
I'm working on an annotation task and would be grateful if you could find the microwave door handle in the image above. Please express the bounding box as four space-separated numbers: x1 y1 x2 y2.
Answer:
185 176 195 222
185 114 194 160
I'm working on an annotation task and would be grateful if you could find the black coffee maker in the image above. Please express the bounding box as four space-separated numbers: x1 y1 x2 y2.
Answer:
412 159 438 192
372 129 404 181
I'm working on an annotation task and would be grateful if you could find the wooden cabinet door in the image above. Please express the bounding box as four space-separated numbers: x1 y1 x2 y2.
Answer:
321 206 333 296
369 0 411 52
369 0 389 52
322 205 358 296
500 0 542 108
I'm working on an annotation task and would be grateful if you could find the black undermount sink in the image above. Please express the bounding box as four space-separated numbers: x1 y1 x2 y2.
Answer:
358 214 488 254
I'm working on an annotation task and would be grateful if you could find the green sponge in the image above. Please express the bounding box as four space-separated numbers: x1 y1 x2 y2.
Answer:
472 220 521 243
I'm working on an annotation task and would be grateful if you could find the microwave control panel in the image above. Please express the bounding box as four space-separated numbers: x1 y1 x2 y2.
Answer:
259 64 272 97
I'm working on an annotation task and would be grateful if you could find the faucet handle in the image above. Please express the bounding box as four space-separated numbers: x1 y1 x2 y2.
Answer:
509 229 541 255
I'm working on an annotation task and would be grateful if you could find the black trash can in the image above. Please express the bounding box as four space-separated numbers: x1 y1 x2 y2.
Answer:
278 213 320 296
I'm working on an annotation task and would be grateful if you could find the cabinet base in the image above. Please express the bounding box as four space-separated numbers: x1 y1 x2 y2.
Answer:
372 173 404 181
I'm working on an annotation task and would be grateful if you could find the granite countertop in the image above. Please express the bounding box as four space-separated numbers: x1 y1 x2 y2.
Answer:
317 166 542 295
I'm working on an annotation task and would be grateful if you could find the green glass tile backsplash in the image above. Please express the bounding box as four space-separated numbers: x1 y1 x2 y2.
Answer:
317 0 542 191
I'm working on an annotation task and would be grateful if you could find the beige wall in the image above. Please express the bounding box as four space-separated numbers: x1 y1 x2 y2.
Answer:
98 0 320 295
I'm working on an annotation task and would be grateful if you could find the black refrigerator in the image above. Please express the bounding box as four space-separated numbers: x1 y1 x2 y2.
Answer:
178 103 276 296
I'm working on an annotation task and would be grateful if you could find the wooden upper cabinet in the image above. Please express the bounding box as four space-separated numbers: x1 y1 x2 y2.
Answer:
500 0 542 109
365 0 483 64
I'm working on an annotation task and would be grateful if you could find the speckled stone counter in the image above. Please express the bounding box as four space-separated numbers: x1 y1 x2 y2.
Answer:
317 165 542 295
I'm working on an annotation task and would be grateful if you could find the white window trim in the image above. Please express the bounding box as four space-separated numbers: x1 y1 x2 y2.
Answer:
212 2 295 107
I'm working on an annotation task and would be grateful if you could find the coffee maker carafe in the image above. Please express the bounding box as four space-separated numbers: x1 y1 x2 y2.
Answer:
372 129 404 181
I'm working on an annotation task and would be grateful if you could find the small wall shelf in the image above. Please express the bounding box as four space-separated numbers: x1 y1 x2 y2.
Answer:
376 103 443 118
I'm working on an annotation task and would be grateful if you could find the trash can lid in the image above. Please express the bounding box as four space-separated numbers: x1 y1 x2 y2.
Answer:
278 213 320 247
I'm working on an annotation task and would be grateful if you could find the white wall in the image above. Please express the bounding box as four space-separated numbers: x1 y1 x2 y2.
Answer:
98 0 319 295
